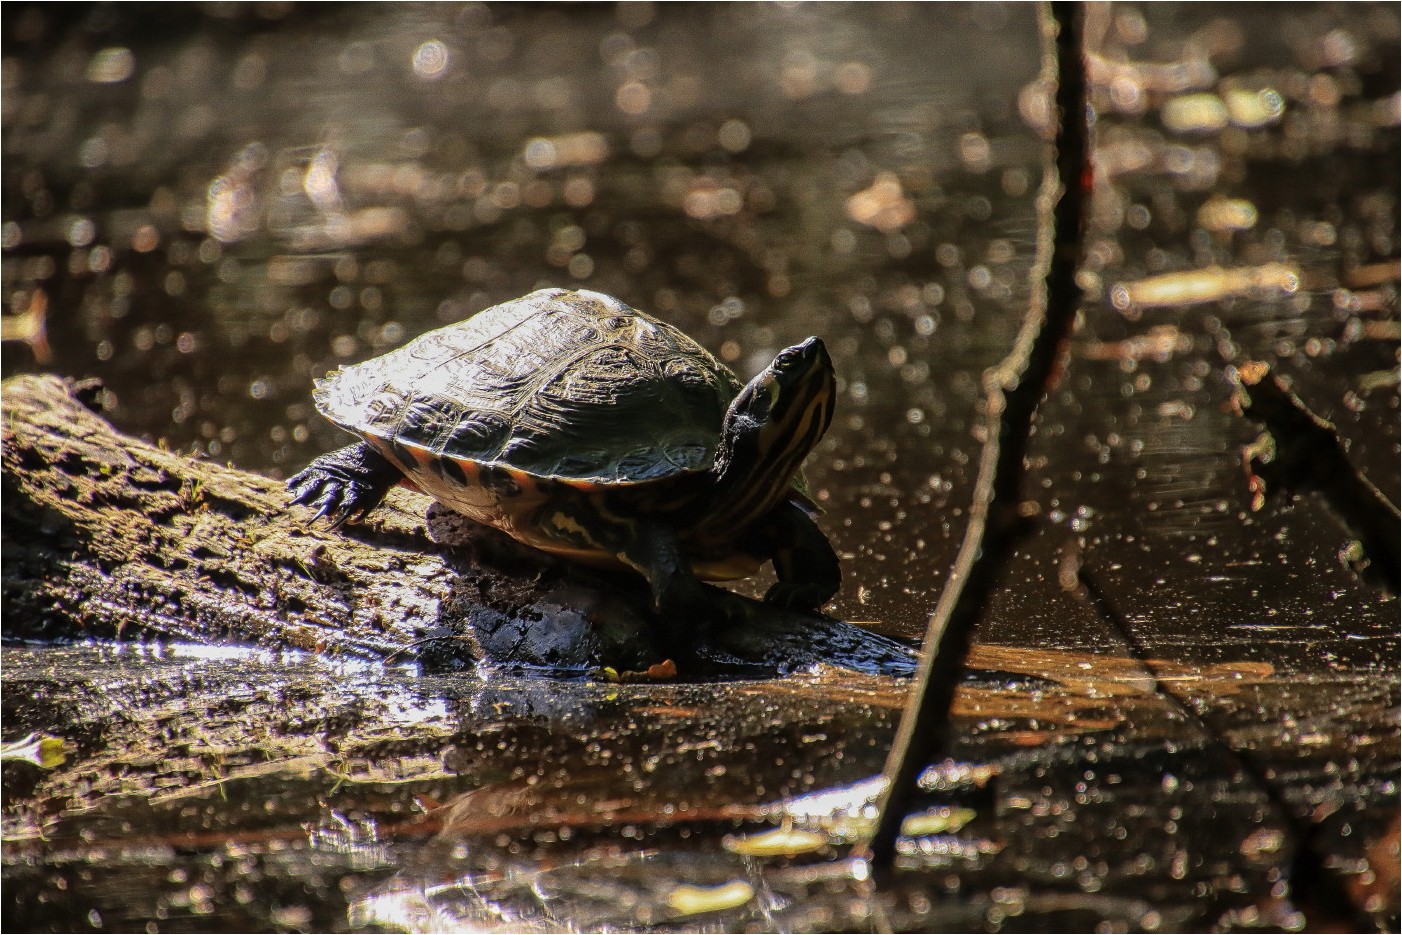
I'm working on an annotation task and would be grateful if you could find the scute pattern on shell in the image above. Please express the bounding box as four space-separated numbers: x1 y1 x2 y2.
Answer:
315 289 744 484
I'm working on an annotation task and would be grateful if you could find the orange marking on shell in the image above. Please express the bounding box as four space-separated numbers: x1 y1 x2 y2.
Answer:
368 437 411 471
504 466 537 495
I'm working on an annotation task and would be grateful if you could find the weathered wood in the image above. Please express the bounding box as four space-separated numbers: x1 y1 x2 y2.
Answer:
1 374 915 677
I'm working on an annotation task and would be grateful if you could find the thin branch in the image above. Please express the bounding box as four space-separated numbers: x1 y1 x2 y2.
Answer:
1232 362 1400 595
862 0 1089 867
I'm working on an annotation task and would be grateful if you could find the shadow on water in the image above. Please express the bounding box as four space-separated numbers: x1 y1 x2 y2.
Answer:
2 2 1398 932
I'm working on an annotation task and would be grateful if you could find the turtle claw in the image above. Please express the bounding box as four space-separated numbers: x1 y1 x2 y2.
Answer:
321 500 349 529
324 493 369 530
289 477 339 522
300 480 368 529
286 444 399 529
763 581 829 614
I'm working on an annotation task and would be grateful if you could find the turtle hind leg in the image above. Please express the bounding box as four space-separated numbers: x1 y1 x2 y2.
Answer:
287 443 402 529
540 503 711 667
617 522 713 671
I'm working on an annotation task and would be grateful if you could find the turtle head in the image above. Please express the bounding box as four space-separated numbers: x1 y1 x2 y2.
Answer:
708 337 836 526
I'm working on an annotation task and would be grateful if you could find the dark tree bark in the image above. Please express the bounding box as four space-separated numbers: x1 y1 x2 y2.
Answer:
2 374 914 678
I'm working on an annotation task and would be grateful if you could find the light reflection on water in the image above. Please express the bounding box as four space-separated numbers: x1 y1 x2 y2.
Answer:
4 613 1395 929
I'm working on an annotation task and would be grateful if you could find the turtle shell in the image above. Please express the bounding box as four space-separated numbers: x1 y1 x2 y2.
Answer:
315 288 744 486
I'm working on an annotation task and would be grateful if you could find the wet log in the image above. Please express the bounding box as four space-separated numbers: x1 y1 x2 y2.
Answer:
1 373 914 678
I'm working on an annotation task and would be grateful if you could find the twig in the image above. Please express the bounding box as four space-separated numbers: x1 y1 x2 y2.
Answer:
1232 362 1400 595
862 1 1090 866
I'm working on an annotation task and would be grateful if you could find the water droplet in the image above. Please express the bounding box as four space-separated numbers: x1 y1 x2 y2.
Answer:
412 40 449 79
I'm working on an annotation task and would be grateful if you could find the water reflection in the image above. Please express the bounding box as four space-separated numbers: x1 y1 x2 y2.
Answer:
8 633 1391 930
330 628 1373 932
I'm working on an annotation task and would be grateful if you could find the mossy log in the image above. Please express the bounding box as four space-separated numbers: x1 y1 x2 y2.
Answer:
1 374 915 678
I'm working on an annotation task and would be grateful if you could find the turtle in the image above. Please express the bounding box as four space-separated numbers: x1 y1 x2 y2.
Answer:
287 287 840 638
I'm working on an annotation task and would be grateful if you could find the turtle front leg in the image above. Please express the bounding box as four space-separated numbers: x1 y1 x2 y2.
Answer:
287 443 402 529
749 500 842 613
